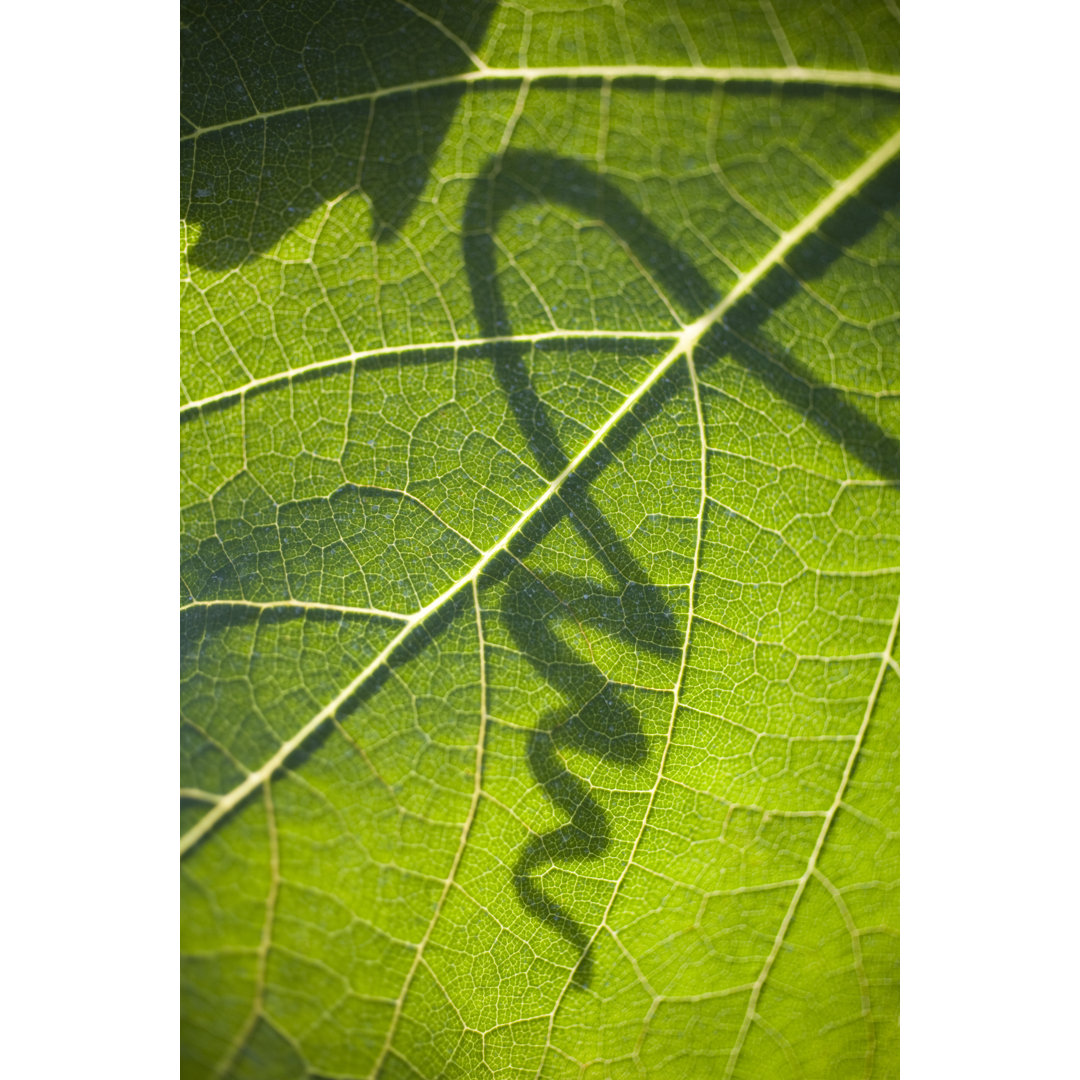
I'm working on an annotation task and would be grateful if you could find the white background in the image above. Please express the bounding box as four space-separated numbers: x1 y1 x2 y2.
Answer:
0 2 1074 1074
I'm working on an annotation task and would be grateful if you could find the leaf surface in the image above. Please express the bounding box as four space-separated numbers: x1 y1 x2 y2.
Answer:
181 3 899 1077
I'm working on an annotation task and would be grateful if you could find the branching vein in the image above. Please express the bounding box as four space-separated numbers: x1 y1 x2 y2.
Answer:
180 129 900 860
180 65 899 143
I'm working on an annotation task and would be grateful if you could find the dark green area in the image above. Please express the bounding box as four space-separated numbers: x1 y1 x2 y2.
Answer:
182 0 496 267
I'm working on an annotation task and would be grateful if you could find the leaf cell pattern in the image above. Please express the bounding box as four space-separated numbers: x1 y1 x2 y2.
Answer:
181 2 900 1078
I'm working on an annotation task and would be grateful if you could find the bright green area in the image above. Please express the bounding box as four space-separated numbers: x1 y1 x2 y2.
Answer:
181 2 899 1077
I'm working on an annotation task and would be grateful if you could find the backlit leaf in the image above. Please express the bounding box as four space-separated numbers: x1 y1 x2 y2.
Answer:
181 3 899 1076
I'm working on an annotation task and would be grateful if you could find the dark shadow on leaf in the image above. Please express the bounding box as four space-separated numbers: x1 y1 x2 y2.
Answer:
484 548 655 990
480 403 681 989
181 0 496 269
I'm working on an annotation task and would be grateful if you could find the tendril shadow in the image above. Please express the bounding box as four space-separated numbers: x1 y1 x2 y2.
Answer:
462 147 898 986
465 152 699 987
484 421 682 987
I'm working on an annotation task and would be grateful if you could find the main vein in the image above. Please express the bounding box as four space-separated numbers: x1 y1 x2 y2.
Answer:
180 65 899 142
179 128 900 859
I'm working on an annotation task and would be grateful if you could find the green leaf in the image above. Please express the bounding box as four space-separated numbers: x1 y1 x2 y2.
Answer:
181 2 899 1077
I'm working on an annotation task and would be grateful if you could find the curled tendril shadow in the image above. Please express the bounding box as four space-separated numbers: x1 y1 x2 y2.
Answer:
464 151 698 987
462 148 898 986
484 461 681 987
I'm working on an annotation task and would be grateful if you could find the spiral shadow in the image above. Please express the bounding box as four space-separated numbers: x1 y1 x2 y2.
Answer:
463 145 898 986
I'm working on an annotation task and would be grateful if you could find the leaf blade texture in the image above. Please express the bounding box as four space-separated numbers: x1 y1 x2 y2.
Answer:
181 2 900 1077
